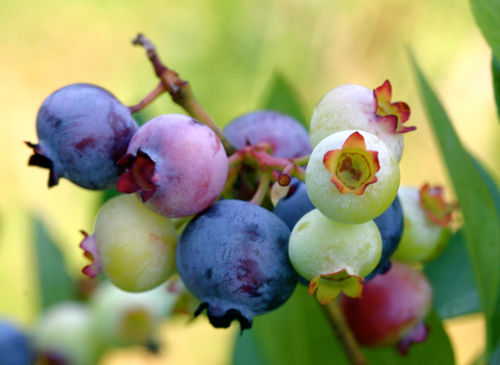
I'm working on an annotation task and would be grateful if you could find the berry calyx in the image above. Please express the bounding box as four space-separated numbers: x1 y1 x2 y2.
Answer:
323 131 380 195
419 183 455 227
306 130 400 224
373 80 415 134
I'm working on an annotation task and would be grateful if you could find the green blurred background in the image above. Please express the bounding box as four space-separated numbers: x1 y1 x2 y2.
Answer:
0 0 498 363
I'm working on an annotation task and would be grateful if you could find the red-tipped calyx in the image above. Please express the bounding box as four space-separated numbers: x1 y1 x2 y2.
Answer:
323 132 380 195
374 80 416 134
396 322 429 355
79 230 102 278
308 269 364 304
116 150 157 202
25 141 59 187
419 183 455 227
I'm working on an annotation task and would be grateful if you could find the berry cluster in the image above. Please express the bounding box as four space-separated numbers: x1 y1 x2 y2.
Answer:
24 35 457 358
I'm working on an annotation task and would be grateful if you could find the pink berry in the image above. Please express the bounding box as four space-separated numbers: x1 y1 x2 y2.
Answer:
340 262 432 354
116 114 228 218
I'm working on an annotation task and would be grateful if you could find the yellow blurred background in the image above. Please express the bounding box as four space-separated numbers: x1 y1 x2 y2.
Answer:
0 0 498 364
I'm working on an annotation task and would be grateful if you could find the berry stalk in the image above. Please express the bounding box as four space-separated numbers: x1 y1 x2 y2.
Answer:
321 301 368 365
131 33 236 154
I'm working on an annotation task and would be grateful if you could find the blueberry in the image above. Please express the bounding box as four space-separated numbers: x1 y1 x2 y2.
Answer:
365 195 404 280
27 83 138 190
223 110 311 158
273 179 314 230
176 199 298 330
0 320 34 365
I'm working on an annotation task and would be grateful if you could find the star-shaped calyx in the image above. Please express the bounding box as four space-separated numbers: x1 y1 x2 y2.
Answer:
419 183 455 227
308 269 364 305
374 80 416 134
79 231 102 278
116 150 158 202
323 131 380 195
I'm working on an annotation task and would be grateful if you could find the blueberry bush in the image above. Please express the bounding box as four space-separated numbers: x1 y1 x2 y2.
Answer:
1 1 499 365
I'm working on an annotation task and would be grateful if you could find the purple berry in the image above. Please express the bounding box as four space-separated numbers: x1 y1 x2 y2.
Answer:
27 83 138 189
223 110 311 158
177 199 298 330
0 320 34 365
116 114 228 218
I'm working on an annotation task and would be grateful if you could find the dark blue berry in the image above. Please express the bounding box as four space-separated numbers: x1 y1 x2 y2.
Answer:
27 83 138 190
273 179 315 230
365 195 404 280
177 199 298 330
0 320 34 365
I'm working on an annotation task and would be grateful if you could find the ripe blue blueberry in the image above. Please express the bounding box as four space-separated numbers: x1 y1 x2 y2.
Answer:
27 83 138 189
365 195 404 280
177 199 298 330
273 179 315 230
0 320 34 365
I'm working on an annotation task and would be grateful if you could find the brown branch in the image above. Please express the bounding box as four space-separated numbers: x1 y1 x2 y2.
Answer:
128 81 166 113
321 301 368 365
132 33 236 154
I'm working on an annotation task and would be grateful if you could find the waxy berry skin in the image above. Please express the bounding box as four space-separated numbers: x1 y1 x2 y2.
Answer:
340 262 432 352
0 320 34 365
177 199 298 330
28 83 138 189
117 114 228 218
224 110 311 158
273 179 315 230
365 195 404 280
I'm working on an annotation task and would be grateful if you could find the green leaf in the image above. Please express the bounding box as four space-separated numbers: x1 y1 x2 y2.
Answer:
232 285 347 365
232 286 454 365
410 53 500 352
32 215 78 310
424 231 480 319
470 0 500 61
362 311 455 365
492 56 500 121
260 72 308 126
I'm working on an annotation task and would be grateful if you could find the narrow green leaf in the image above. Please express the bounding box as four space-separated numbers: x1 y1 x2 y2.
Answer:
362 311 455 365
424 231 480 318
260 72 308 126
470 0 500 61
32 215 77 310
410 53 500 352
492 56 500 121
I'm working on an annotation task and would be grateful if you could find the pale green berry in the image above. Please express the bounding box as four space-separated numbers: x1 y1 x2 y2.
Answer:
288 209 382 303
90 282 177 348
33 303 100 365
80 194 178 292
306 130 400 224
310 82 415 162
393 186 452 263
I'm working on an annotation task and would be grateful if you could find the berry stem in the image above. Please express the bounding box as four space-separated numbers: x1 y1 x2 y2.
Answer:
132 33 236 154
321 301 368 365
128 81 166 113
249 170 271 206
